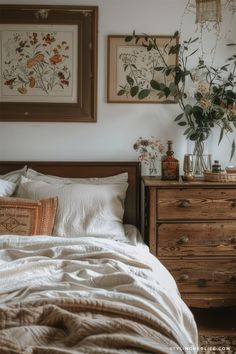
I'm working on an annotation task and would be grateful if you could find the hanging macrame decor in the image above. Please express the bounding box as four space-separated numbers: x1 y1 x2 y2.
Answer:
195 0 222 23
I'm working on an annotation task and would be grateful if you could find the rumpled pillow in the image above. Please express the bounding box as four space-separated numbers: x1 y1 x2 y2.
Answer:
0 179 16 197
0 166 27 184
0 196 58 236
26 168 128 184
17 177 128 240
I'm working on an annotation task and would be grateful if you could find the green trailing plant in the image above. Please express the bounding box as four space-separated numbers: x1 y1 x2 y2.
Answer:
120 31 236 160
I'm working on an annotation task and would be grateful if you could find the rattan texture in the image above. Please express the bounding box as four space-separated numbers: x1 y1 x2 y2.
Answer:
204 171 236 182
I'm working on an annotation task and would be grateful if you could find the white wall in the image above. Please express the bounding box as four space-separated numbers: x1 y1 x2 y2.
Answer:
0 0 235 172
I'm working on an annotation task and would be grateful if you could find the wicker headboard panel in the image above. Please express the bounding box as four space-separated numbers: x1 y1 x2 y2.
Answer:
0 161 141 229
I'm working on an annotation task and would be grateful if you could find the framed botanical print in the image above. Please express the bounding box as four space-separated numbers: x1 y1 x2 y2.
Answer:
107 35 178 103
0 5 98 122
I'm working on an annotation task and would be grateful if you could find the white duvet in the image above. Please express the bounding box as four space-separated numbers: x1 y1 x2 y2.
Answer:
0 228 198 354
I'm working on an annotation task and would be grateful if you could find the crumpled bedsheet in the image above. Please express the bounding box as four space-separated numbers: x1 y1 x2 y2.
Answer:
0 235 198 354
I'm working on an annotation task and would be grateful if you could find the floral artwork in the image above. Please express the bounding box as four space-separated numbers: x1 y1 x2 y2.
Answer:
133 137 165 175
1 25 78 103
107 35 178 102
117 46 172 100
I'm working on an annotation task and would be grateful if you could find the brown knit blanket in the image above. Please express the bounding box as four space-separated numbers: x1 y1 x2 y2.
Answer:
0 297 184 354
0 235 198 353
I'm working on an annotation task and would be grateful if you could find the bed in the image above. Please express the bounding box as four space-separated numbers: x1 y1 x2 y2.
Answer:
0 161 198 354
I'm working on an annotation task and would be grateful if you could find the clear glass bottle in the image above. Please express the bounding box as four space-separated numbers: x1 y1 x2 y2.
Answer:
161 140 179 180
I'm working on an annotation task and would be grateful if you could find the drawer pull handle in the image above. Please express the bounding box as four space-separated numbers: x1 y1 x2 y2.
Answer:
231 200 236 208
231 237 236 244
180 274 189 281
178 200 190 208
230 273 236 281
177 236 189 244
198 279 207 288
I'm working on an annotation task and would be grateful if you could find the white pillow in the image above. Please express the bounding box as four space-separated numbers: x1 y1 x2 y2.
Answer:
0 166 27 184
0 179 16 197
17 177 128 240
26 168 128 185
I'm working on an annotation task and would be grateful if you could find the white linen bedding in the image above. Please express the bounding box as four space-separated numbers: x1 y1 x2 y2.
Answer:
17 177 128 240
0 229 198 354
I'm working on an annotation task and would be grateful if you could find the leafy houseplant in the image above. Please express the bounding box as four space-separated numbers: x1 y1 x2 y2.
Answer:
119 31 236 162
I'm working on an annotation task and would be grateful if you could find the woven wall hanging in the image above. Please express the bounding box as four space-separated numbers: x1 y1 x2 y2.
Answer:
195 0 222 23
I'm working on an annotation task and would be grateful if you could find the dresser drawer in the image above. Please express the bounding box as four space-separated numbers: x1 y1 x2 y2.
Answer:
158 223 236 257
161 258 236 293
157 189 236 220
143 177 236 307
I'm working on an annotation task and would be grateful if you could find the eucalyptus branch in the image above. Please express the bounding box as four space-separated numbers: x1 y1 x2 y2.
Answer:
150 37 171 71
122 31 236 158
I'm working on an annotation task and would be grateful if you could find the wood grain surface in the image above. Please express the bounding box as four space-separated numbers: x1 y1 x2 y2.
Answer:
143 178 236 307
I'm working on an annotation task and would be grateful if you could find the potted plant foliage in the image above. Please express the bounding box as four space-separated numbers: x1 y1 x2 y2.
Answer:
119 31 236 166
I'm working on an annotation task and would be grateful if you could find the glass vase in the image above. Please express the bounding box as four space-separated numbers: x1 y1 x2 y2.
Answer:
149 157 158 176
192 153 212 176
187 140 212 176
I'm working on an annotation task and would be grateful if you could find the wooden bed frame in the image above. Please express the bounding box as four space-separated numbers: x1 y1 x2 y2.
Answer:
0 161 141 229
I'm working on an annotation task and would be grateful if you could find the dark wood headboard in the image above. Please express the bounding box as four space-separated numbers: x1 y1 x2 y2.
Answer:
0 161 141 229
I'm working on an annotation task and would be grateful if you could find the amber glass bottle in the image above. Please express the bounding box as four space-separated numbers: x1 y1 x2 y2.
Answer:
161 140 179 180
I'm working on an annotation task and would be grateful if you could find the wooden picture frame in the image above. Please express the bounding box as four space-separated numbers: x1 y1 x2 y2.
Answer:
0 5 98 122
107 35 178 103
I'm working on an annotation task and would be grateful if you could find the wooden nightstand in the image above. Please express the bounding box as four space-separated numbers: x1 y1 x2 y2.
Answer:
143 176 236 308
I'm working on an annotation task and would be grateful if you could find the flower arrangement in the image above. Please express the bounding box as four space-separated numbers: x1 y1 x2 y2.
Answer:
133 137 165 175
123 32 236 160
176 53 236 158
